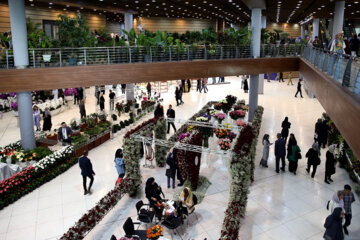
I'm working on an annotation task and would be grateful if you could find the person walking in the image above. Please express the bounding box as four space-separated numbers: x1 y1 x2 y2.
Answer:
196 79 202 92
181 79 186 93
341 184 356 235
109 90 115 111
79 151 95 195
243 78 249 93
279 72 284 82
95 86 100 105
325 144 337 184
165 150 176 189
281 117 291 143
74 88 80 104
260 134 272 168
202 78 208 93
115 149 125 179
58 122 73 146
166 105 176 133
79 99 86 119
275 133 286 173
78 87 84 101
179 86 184 104
187 79 191 92
319 119 330 148
240 76 244 89
294 79 303 98
323 207 345 240
315 118 322 143
42 107 52 132
287 133 301 175
99 93 105 111
121 84 126 94
175 87 180 106
147 82 152 97
287 72 294 85
349 34 359 57
305 143 321 178
33 105 41 131
329 191 345 213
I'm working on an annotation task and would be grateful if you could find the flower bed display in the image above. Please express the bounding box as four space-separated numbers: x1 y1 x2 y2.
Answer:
229 110 246 120
220 106 264 240
0 146 74 209
218 138 232 151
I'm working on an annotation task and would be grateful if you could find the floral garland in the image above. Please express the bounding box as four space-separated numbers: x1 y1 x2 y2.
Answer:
154 118 168 167
220 106 264 240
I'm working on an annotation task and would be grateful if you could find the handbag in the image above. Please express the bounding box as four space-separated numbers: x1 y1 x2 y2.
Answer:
296 151 302 160
165 169 171 177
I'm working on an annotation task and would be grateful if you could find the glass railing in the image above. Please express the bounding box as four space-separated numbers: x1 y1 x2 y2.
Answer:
301 47 360 97
0 44 303 70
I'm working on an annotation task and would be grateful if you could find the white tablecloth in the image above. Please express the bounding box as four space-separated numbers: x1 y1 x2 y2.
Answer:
0 163 22 182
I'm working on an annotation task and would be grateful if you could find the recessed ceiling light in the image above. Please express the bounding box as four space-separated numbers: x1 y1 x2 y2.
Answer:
66 5 69 7
49 2 53 5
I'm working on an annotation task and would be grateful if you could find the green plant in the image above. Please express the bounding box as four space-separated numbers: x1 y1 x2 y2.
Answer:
124 120 129 126
135 103 139 109
124 106 130 113
111 114 117 121
71 134 89 146
120 121 125 128
98 113 107 122
122 28 137 46
27 18 53 49
70 119 80 130
86 117 96 128
273 29 283 41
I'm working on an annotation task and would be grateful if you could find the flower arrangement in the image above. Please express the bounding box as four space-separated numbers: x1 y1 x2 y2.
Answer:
218 138 232 151
146 225 164 240
115 102 124 116
214 128 229 138
201 113 211 120
33 146 74 171
229 110 246 120
195 116 209 122
228 131 237 141
64 88 77 96
10 102 18 111
209 110 218 116
236 120 246 126
214 102 223 110
226 95 237 106
178 132 190 141
187 125 196 133
214 112 226 124
223 123 233 129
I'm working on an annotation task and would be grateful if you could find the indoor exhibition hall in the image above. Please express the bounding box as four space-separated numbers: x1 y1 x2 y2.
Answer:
0 0 360 240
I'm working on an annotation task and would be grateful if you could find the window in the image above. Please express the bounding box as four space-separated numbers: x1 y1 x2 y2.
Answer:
43 20 59 39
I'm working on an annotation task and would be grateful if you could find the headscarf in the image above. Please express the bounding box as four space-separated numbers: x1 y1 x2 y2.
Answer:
182 187 194 206
332 191 344 210
115 148 123 159
312 142 320 156
331 207 343 222
262 134 269 145
328 144 336 154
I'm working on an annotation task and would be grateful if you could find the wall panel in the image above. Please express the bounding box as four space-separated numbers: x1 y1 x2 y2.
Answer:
266 22 301 38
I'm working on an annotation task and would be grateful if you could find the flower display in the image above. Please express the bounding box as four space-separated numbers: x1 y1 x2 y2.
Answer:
213 102 223 110
236 120 246 126
229 110 246 120
146 225 164 240
218 138 232 151
226 95 237 106
10 102 18 111
33 146 74 171
209 110 218 116
195 116 209 122
214 128 229 138
187 125 196 133
64 88 77 96
178 132 190 141
228 131 237 141
214 112 226 122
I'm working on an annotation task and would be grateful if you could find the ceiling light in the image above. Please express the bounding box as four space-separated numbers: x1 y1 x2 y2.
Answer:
49 2 53 5
66 5 70 7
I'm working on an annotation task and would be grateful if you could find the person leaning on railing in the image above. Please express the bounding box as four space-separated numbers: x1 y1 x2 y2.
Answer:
330 33 346 55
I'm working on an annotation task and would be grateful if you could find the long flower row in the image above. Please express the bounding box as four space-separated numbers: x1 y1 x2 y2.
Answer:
220 106 264 240
33 145 74 170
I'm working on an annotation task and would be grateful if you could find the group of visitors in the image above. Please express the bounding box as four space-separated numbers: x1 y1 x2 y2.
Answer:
32 105 53 132
195 78 208 93
324 184 356 239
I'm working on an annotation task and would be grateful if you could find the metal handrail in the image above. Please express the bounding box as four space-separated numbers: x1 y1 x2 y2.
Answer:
0 44 303 70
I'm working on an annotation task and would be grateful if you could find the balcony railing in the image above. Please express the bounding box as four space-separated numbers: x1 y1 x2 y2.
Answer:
0 44 303 70
301 47 360 97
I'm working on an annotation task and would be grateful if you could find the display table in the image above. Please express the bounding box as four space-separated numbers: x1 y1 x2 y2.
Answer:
0 163 22 182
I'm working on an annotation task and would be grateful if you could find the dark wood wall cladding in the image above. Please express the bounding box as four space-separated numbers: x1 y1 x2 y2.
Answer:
299 58 360 159
0 57 299 92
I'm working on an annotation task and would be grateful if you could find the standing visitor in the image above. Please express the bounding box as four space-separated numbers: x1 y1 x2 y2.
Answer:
58 122 73 146
341 184 356 235
312 36 321 48
74 88 80 104
78 87 84 101
121 84 126 94
240 76 244 89
42 107 52 132
315 118 322 143
166 105 176 133
181 79 186 93
173 148 184 186
243 78 249 93
154 103 164 118
179 86 184 104
175 87 180 106
33 105 41 131
79 151 95 195
275 133 286 173
287 133 301 175
330 33 346 54
259 134 272 168
52 89 58 100
147 82 152 97
294 79 303 98
99 93 105 111
115 149 125 179
318 119 330 148
281 117 291 142
79 99 86 119
329 191 344 213
196 79 202 92
323 208 345 240
202 78 208 93
325 144 337 184
287 72 294 85
109 90 115 111
95 86 100 105
305 143 321 178
349 35 359 57
166 150 176 189
279 72 284 82
187 79 191 92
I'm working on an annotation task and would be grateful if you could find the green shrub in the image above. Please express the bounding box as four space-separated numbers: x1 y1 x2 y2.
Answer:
124 106 130 113
124 120 129 126
120 121 125 128
111 114 117 121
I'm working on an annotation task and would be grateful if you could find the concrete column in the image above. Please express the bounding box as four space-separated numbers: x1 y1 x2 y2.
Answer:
312 18 319 41
249 8 262 121
258 74 264 94
332 1 345 39
9 0 35 150
124 12 133 33
301 24 305 39
261 16 267 29
126 83 135 101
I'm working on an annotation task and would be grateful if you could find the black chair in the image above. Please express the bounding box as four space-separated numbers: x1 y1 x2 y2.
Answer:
110 235 117 240
136 200 155 227
162 216 183 240
122 217 147 240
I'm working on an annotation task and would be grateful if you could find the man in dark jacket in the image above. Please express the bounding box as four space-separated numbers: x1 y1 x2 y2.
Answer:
79 151 95 195
305 144 320 178
58 122 72 146
79 99 86 119
166 105 176 134
295 79 303 98
274 133 286 173
196 79 202 92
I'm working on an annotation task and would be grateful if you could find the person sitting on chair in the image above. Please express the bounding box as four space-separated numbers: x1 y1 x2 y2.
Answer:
179 187 195 216
58 122 72 146
145 177 163 206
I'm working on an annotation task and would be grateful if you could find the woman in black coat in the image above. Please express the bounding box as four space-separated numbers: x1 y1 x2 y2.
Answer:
305 144 320 178
323 207 344 240
318 120 330 148
165 151 176 189
243 79 249 93
42 108 52 132
99 93 105 111
175 87 180 106
145 177 163 206
325 144 336 184
281 117 291 142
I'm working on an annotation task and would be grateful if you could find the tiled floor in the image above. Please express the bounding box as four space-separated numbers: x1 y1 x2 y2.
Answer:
0 77 359 240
